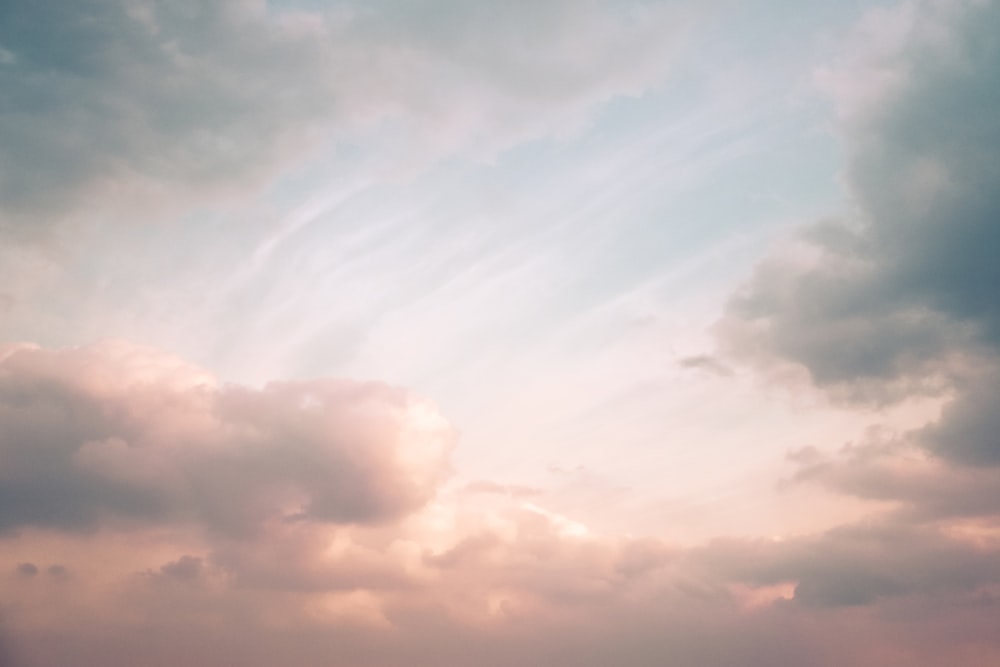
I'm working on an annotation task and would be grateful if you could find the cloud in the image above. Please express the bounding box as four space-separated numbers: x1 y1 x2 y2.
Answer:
781 421 1000 540
14 563 37 578
718 0 1000 526
0 0 697 233
0 339 454 535
155 555 204 582
0 336 999 664
720 0 1000 407
919 367 1000 466
4 485 1000 666
678 353 734 377
700 519 1000 608
707 7 1000 654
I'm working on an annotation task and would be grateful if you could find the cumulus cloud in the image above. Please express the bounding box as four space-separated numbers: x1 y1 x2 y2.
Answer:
0 340 453 535
720 0 1000 407
919 367 1000 466
709 0 1000 649
705 12 1000 659
0 0 696 232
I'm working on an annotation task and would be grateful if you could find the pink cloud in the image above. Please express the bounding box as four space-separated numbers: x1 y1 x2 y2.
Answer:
0 340 453 535
2 339 1000 666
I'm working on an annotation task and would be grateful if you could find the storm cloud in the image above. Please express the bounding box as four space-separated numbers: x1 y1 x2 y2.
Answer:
721 0 1000 478
713 0 1000 642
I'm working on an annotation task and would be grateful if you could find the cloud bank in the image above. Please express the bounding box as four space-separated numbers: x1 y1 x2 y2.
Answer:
2 339 1000 666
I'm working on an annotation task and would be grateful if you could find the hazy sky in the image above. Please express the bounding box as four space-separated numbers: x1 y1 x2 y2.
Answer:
2 0 1000 665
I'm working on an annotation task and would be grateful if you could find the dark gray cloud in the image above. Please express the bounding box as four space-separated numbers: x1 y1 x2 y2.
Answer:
721 0 1000 407
788 439 1000 523
0 0 331 228
0 0 693 234
700 519 1000 608
0 340 453 536
720 0 1000 481
14 563 37 578
919 368 1000 466
714 3 1000 624
780 422 1000 574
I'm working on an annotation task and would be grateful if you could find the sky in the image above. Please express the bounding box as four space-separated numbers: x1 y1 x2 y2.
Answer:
1 0 999 664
